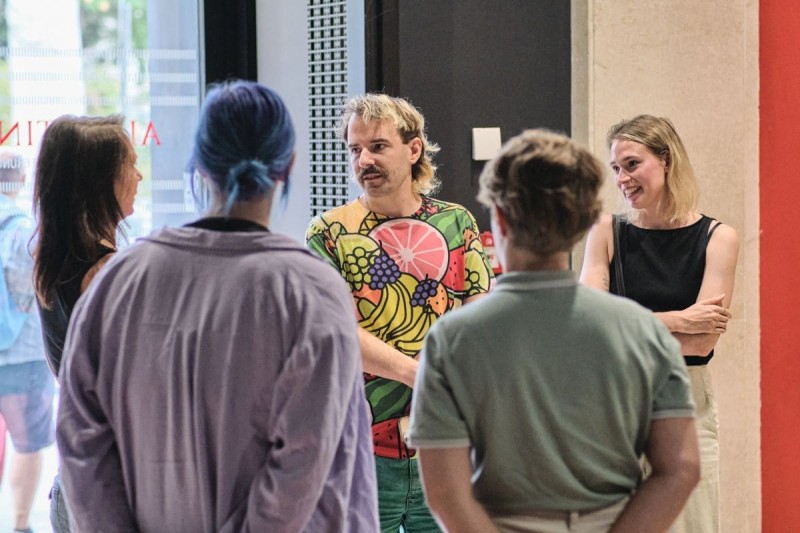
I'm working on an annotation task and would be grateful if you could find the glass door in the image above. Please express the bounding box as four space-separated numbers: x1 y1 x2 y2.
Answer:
0 0 203 241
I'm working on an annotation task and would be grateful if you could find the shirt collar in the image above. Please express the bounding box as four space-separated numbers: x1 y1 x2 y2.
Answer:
493 270 577 292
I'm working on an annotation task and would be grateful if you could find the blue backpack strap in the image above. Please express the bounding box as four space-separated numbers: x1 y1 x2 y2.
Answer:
0 213 24 232
0 213 30 350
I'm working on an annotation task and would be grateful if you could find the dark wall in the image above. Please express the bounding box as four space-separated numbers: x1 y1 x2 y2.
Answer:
204 0 257 84
366 0 571 231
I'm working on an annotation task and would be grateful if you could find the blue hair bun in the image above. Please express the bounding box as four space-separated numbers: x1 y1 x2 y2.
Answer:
189 81 295 215
225 159 274 201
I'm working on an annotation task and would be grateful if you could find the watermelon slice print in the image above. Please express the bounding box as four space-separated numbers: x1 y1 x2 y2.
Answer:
368 219 449 281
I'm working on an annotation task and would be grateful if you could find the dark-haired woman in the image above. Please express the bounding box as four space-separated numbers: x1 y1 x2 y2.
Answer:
33 113 141 532
34 115 141 377
55 80 378 531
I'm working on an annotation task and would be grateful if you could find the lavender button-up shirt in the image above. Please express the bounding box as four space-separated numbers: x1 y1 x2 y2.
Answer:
57 226 378 532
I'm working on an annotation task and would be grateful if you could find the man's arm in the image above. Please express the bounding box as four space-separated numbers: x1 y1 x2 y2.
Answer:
359 327 418 387
418 447 500 533
359 286 486 387
609 417 700 533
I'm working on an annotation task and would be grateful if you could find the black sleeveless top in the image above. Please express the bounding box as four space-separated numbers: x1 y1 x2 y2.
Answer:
38 244 116 378
610 215 721 366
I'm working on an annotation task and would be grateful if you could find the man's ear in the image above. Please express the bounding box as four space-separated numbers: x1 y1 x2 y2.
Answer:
492 205 509 237
408 137 423 166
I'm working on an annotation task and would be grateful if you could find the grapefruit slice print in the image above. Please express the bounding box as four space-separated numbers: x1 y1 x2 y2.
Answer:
369 219 449 281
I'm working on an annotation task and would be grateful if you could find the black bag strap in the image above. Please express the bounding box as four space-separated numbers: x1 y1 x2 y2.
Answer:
612 214 626 297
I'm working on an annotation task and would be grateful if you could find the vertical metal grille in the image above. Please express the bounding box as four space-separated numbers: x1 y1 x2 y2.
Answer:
307 0 350 218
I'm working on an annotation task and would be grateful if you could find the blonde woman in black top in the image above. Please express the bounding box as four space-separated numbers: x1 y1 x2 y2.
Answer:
581 115 738 532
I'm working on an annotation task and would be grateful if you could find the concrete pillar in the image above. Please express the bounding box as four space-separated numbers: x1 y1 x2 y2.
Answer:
572 1 761 530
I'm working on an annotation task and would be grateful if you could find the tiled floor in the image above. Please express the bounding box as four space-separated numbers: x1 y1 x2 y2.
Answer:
0 413 59 531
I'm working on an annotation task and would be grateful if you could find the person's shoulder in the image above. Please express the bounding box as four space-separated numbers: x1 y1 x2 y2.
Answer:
584 212 614 245
313 199 361 222
256 232 345 280
425 197 473 216
422 197 483 230
4 209 32 223
93 227 202 279
701 215 739 261
596 212 615 228
268 236 355 309
82 238 147 285
109 229 347 292
270 233 330 263
430 290 498 333
307 200 363 236
706 217 738 245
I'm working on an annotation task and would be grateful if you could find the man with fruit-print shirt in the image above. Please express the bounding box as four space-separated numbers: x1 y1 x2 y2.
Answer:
306 93 494 533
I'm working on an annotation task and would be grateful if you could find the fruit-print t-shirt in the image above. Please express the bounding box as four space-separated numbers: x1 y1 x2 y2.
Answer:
306 195 495 459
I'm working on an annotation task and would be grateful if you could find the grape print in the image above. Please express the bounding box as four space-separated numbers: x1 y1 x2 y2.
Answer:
368 253 401 289
411 279 439 307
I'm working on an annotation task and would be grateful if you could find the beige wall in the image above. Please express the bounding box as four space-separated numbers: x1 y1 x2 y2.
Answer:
571 1 761 530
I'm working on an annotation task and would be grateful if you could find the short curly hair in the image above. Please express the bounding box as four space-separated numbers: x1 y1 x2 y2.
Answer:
478 129 603 255
336 93 441 195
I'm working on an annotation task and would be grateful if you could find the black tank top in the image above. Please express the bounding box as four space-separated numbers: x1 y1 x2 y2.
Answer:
610 215 721 366
38 244 116 377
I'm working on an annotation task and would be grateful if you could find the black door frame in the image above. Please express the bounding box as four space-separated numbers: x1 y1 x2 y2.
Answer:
203 0 257 85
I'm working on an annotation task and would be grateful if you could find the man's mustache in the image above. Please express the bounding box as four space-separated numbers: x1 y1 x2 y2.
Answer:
358 166 385 180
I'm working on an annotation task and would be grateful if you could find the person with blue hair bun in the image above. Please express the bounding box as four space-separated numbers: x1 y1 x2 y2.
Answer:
55 80 379 532
189 79 296 215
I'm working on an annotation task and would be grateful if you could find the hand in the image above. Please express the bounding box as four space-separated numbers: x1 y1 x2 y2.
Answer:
678 294 731 334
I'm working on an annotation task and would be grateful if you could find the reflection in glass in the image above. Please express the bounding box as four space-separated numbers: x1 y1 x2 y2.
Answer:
0 0 202 246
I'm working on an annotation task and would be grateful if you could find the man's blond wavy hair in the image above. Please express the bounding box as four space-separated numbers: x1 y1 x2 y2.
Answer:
337 93 441 195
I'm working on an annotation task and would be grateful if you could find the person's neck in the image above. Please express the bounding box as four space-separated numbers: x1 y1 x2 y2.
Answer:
502 247 569 273
361 191 422 218
207 196 272 228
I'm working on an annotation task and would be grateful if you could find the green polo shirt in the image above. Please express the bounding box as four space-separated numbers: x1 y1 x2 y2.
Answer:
408 270 693 513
